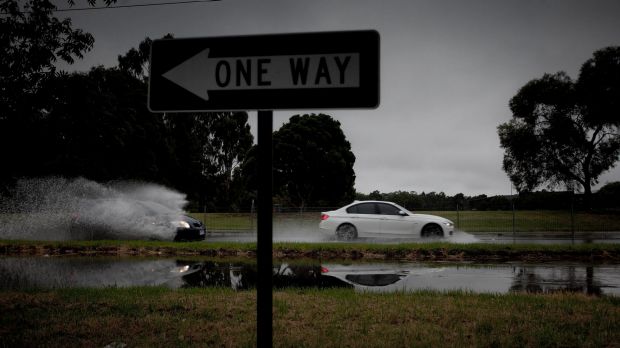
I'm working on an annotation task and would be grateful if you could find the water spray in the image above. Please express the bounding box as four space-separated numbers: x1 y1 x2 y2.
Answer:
0 177 188 241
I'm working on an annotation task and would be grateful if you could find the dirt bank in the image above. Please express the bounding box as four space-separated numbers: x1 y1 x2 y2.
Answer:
1 241 619 262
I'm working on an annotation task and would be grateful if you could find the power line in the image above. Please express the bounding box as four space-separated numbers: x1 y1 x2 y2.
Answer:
55 0 220 12
2 0 220 14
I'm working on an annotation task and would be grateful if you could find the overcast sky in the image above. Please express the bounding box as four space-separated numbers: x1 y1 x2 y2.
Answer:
56 0 620 195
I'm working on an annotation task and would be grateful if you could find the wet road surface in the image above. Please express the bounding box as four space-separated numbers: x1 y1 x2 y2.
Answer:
204 230 620 244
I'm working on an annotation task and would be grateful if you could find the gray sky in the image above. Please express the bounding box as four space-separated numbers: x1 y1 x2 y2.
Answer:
57 0 620 195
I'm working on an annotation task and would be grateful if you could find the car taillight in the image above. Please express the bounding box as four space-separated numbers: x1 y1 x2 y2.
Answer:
321 214 329 221
321 266 329 273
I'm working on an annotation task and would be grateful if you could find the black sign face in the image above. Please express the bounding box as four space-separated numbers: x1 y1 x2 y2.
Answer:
148 30 380 112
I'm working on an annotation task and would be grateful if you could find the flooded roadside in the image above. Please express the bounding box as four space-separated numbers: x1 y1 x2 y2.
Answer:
1 256 618 296
470 231 620 244
204 230 620 244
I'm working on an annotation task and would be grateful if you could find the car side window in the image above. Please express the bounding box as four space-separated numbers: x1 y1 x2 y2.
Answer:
347 203 377 214
378 203 402 215
356 203 377 214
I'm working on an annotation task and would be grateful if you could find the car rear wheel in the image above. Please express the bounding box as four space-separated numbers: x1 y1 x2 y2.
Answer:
336 224 357 241
421 223 443 238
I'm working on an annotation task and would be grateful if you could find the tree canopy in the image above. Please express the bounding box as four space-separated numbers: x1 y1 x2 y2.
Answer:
39 67 174 182
596 181 620 209
0 0 96 192
270 114 356 207
498 46 620 201
0 3 254 209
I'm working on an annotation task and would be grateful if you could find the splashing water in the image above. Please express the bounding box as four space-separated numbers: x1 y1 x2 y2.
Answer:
446 230 480 244
0 177 188 241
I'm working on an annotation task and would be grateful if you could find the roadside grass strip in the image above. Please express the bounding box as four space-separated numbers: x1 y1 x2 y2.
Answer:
0 287 618 347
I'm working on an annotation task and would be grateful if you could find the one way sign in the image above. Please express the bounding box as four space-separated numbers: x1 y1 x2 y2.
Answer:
148 30 379 112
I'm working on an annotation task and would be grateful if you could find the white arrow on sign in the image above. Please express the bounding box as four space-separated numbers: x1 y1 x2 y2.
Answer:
162 49 360 101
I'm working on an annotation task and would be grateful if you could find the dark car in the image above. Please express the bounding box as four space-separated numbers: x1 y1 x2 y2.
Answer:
170 215 207 242
69 208 207 242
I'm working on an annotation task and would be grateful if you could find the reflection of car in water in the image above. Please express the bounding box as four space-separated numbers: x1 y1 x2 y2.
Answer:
176 261 352 290
176 261 446 291
320 264 408 289
319 200 454 241
319 263 446 291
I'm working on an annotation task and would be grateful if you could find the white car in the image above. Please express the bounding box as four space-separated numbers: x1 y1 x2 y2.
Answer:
319 200 454 240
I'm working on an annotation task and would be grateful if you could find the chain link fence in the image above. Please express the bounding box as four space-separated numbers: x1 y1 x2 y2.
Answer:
188 206 338 233
188 205 620 233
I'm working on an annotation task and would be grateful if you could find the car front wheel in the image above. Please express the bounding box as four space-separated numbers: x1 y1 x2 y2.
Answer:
336 224 357 241
421 223 444 238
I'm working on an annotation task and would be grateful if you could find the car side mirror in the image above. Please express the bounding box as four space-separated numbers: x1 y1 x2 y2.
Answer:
398 210 408 216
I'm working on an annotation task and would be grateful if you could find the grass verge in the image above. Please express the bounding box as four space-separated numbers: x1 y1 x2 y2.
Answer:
0 287 618 347
1 239 619 261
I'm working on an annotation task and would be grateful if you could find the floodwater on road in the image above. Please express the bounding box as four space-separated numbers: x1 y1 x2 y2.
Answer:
1 257 618 296
470 231 620 244
205 229 620 244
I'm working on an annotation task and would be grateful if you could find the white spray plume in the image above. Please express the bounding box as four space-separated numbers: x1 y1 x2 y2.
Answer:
0 177 188 241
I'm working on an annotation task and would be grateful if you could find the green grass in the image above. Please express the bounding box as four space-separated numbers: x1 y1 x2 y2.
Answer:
0 287 618 347
188 212 255 231
424 210 620 232
1 239 619 261
185 210 620 232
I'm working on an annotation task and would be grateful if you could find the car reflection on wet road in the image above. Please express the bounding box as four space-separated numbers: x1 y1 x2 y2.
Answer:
0 257 618 296
177 261 350 290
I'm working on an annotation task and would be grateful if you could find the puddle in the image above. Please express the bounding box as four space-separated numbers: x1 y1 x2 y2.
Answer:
321 262 620 296
0 257 618 296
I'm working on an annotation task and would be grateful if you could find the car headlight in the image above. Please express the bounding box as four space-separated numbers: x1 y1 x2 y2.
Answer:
171 220 191 229
443 221 454 227
173 265 191 273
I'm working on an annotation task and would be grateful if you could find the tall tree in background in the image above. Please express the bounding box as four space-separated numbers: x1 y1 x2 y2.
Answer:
1 3 254 209
0 1 97 110
198 112 253 208
117 34 172 81
41 67 174 184
118 37 254 208
0 0 96 190
117 37 153 82
0 5 178 193
164 112 253 209
498 46 620 205
271 114 356 208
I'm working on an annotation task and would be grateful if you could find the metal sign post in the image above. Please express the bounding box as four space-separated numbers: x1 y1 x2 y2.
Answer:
257 110 273 347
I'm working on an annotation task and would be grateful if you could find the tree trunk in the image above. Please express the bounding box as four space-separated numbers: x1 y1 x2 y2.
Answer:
583 178 592 211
